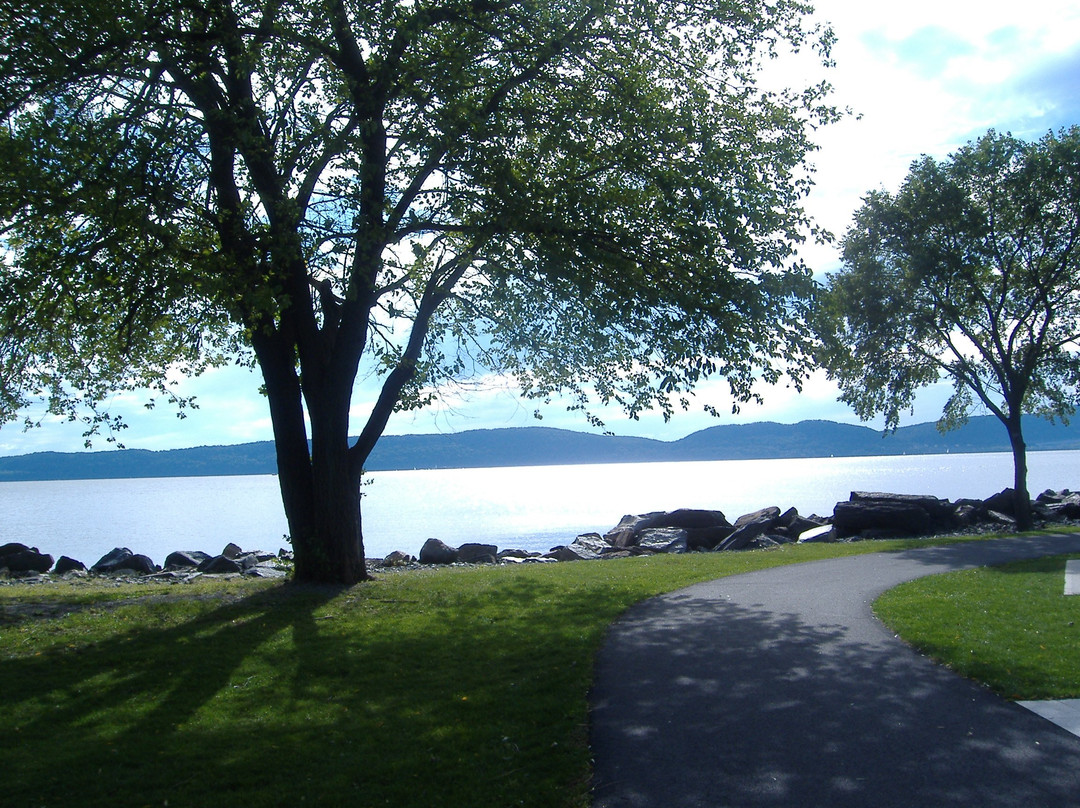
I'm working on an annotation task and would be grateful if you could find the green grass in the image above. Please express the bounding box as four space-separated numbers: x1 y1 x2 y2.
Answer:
0 537 982 808
875 554 1080 700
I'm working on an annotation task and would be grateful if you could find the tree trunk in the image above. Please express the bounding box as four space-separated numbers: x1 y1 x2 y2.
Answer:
292 418 368 585
287 465 367 584
255 331 369 585
1006 414 1034 531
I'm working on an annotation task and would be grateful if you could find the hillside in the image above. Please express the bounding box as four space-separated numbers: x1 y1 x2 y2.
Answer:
0 415 1078 482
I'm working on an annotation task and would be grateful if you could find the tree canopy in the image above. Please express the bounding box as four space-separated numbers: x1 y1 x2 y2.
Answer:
816 126 1080 528
1 0 840 582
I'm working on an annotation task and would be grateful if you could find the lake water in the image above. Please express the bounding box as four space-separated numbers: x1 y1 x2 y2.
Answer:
3 450 1080 567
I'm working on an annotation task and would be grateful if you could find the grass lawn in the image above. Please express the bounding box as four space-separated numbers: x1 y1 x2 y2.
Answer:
875 553 1080 700
1 538 982 808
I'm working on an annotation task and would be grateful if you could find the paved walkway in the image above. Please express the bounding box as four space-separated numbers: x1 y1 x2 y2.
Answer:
590 535 1080 808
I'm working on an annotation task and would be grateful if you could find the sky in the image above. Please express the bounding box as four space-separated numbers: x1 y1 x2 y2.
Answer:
2 0 1079 456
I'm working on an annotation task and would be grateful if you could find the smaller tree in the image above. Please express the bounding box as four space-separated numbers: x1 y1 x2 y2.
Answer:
815 127 1080 530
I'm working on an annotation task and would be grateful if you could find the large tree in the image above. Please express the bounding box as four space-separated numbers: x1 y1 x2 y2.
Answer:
816 127 1080 530
1 0 839 583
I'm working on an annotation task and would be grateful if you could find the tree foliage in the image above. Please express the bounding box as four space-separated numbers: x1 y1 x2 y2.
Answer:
816 127 1080 528
1 0 839 582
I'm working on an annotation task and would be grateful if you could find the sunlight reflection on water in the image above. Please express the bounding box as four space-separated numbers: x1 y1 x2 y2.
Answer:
2 450 1079 566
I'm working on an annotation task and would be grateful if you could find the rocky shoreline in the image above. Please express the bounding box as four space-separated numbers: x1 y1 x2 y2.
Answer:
3 487 1079 586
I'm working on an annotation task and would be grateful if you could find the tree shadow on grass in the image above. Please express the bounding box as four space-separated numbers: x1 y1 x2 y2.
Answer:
0 569 624 808
0 583 348 806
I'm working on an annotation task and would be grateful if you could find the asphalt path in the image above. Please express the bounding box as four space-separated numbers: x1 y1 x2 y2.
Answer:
590 534 1080 808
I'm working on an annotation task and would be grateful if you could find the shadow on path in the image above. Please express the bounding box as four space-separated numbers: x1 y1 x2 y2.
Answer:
591 534 1080 808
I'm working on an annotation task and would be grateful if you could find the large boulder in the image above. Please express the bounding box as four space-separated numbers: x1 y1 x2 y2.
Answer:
0 544 54 573
130 554 158 574
636 527 689 554
198 555 243 574
1035 490 1080 521
732 506 781 528
604 509 730 549
164 550 210 570
982 488 1042 519
54 555 87 574
716 507 781 551
952 498 989 526
649 509 730 530
382 550 416 567
833 501 930 539
772 508 829 540
457 543 499 564
849 491 949 517
243 562 289 578
685 525 734 551
91 547 142 574
419 538 458 565
547 544 592 561
603 512 666 547
833 492 955 539
557 534 611 560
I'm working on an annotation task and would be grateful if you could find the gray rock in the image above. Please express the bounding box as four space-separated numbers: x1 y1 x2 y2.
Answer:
649 509 730 530
600 550 636 560
198 555 243 574
832 492 960 539
717 508 782 551
774 508 828 539
419 538 458 565
850 491 957 523
243 564 288 579
54 555 86 574
91 548 156 575
457 543 499 564
545 545 583 561
685 526 734 550
986 510 1018 527
603 512 666 547
605 509 730 548
732 506 781 529
716 522 769 551
221 542 243 559
382 550 416 566
91 547 136 573
833 500 933 538
551 535 612 561
124 554 158 575
953 503 981 526
636 528 690 553
570 534 612 555
1042 501 1080 520
0 548 54 573
164 550 210 570
748 535 784 550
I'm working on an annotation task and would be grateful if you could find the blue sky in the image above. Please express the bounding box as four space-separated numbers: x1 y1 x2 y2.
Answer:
2 0 1079 456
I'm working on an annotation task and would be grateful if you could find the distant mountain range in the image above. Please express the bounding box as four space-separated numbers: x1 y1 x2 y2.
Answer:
1 415 1079 482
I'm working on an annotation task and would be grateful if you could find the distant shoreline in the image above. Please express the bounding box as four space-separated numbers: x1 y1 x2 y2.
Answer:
1 415 1079 483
